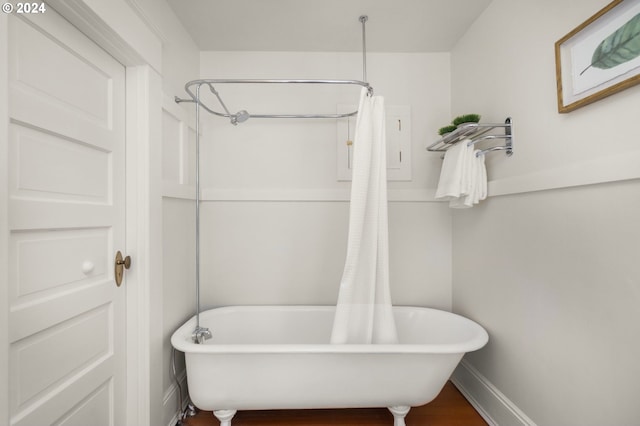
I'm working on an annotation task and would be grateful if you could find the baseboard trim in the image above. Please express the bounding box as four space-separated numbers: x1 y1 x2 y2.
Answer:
451 360 537 426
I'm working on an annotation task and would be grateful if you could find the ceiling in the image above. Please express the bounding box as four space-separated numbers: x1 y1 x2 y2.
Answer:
166 0 493 52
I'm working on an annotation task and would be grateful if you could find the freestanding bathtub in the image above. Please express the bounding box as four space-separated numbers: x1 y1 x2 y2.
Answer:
171 305 488 426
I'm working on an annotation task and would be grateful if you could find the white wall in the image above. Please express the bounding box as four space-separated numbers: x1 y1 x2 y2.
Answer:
200 201 451 308
159 68 198 426
161 93 197 426
451 0 640 424
197 51 454 310
161 196 194 419
453 180 640 425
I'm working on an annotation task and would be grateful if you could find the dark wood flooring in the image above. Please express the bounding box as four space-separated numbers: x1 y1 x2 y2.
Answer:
181 381 487 426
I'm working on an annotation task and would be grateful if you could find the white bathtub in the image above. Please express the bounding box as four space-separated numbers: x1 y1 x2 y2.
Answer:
171 305 488 426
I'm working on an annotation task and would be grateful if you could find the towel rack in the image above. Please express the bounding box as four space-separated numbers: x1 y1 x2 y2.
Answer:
427 117 513 157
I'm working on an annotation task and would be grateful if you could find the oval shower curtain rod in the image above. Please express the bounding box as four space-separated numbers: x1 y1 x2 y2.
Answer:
174 16 373 125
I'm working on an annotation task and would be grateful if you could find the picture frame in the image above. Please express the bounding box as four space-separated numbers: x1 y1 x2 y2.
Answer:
555 0 640 113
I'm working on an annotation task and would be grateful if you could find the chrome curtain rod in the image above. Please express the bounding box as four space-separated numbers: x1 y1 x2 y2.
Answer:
174 16 373 125
174 79 373 123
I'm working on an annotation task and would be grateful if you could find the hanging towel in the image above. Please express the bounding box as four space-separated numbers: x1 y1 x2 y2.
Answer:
449 149 487 208
436 142 488 208
331 87 398 345
435 141 473 200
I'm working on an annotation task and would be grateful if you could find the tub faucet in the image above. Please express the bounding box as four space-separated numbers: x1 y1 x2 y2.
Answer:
192 326 212 344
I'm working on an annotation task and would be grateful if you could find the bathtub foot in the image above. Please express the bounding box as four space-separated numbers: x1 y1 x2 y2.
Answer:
388 406 410 426
213 409 236 426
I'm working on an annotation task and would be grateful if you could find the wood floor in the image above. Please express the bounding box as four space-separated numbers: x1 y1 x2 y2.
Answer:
181 382 487 426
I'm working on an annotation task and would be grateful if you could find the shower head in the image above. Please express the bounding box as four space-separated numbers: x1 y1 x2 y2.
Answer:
230 110 250 125
205 83 249 126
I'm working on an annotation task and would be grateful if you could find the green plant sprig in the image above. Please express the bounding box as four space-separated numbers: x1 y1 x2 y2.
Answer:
438 125 458 136
452 113 481 126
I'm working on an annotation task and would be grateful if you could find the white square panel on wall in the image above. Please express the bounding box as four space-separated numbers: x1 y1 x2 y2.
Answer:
336 105 411 181
161 93 198 199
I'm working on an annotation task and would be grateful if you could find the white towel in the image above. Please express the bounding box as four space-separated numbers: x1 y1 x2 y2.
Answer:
435 140 488 209
331 88 398 345
478 153 487 200
435 141 472 199
449 149 487 208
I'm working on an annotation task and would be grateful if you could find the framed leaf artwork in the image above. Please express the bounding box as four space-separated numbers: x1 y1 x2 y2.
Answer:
555 0 640 113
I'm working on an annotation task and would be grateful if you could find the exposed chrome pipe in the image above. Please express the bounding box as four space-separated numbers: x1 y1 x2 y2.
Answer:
205 83 249 126
191 83 212 344
175 79 373 123
171 347 196 424
195 83 200 331
359 15 368 83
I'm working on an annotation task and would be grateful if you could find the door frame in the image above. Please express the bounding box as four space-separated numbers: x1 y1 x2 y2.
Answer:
0 3 162 424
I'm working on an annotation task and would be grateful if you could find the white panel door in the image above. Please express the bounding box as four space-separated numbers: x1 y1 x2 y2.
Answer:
7 9 126 426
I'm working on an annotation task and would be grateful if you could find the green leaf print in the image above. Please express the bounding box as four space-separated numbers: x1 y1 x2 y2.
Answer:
580 12 640 75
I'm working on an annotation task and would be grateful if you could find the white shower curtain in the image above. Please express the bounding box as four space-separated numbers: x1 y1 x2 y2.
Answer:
330 88 398 344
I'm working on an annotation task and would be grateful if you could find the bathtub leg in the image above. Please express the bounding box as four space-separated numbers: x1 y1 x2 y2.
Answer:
388 406 410 426
213 409 236 426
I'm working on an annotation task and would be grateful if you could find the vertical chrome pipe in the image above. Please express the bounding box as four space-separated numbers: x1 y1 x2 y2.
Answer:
195 83 201 332
192 85 212 343
359 15 368 82
191 83 212 343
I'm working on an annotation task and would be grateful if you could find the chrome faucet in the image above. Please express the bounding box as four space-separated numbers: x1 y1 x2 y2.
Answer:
192 326 212 344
